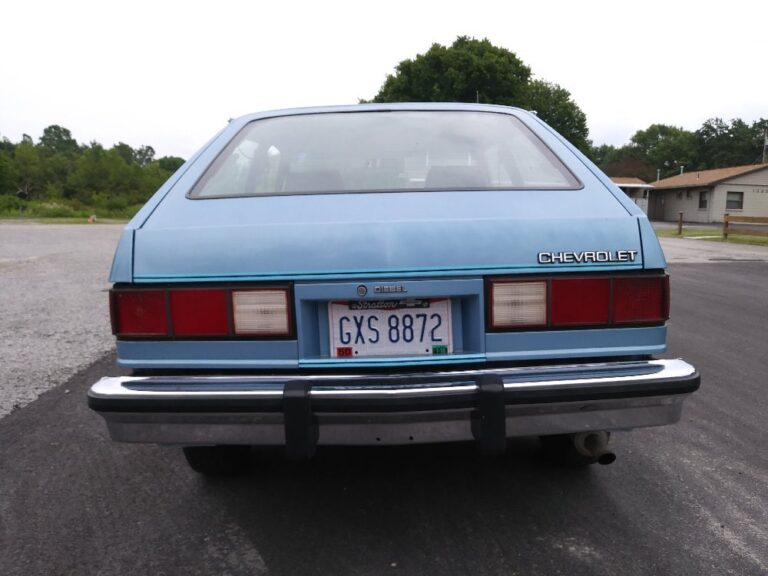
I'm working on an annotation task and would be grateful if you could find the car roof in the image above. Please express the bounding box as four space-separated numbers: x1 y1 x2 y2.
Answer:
233 102 531 124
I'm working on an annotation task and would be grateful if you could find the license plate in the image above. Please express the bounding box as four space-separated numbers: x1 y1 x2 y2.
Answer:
329 298 452 358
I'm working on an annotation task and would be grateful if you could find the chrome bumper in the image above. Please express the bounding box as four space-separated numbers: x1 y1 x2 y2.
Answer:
88 359 699 450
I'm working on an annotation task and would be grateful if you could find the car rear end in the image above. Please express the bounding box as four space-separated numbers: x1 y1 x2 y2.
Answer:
88 104 699 471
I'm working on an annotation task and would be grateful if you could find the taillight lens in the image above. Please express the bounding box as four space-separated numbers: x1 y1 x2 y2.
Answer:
489 281 547 328
169 289 229 336
488 274 668 330
232 289 291 336
111 285 292 338
111 290 168 336
551 278 610 326
613 276 669 324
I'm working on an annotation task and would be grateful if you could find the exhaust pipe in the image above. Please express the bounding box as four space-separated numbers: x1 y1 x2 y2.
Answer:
573 431 616 465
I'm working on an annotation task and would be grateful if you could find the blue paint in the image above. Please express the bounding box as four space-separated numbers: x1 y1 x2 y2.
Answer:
108 103 672 371
485 326 667 362
131 214 642 281
117 340 299 370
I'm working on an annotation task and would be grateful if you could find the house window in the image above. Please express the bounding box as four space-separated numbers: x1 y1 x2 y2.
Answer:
726 191 744 210
643 189 648 199
698 191 708 209
686 191 692 199
676 191 682 199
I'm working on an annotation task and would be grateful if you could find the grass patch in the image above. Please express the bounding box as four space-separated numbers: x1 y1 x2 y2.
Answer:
0 217 129 225
655 227 768 247
0 199 141 222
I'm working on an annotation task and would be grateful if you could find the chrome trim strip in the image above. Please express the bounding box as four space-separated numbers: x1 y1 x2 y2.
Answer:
99 394 688 446
90 359 695 401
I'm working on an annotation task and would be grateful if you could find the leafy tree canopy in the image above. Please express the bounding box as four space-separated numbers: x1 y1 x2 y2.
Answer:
0 126 186 218
157 156 185 172
696 117 768 169
368 36 591 152
629 124 698 173
371 36 531 106
524 80 589 152
595 117 768 180
39 125 79 156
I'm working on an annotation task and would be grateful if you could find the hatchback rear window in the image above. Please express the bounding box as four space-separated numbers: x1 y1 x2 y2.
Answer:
189 111 580 198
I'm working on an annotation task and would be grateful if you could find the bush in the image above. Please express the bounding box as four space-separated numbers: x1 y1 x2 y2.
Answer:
0 195 25 216
25 201 89 218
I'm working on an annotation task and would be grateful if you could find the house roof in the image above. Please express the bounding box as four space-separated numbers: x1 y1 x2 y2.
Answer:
652 164 768 189
611 176 650 187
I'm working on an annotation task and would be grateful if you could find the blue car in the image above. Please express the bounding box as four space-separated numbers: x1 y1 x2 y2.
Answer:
88 103 699 474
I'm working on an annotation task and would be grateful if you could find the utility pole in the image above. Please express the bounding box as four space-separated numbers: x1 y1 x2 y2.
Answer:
763 128 767 164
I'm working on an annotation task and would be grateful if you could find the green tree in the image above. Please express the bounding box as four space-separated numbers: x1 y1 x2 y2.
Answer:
696 118 767 168
38 125 79 156
0 149 16 196
112 142 138 166
590 143 655 181
0 136 15 154
36 126 81 200
157 156 185 173
0 128 187 217
369 36 590 149
524 80 590 152
13 141 43 199
371 36 531 106
66 142 109 203
135 145 155 167
629 124 698 178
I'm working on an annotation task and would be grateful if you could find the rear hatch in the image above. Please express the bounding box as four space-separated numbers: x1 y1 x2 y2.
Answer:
132 189 645 281
111 187 671 370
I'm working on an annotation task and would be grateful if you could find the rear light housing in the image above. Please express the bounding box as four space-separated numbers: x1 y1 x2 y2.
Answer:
232 289 291 336
613 276 670 324
488 274 668 331
110 290 168 337
169 289 229 336
489 281 547 328
110 285 293 339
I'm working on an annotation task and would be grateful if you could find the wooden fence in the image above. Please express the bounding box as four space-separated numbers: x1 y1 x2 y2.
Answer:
723 214 768 239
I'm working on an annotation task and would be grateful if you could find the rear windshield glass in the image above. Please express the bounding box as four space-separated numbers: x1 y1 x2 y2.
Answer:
189 111 580 198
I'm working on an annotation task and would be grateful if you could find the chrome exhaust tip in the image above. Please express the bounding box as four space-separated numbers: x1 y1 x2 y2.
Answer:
573 431 616 465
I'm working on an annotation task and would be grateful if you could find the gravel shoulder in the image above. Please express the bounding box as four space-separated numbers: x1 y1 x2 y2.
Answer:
0 222 123 418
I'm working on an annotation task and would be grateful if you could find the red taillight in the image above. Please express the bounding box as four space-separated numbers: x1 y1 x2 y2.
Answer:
488 274 668 331
613 276 669 324
169 289 229 336
111 290 168 336
551 278 610 326
111 285 292 338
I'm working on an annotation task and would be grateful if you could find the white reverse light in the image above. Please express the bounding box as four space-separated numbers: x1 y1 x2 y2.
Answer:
491 281 547 328
232 289 291 336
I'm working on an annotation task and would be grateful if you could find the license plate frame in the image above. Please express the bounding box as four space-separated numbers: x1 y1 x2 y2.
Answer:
328 298 453 358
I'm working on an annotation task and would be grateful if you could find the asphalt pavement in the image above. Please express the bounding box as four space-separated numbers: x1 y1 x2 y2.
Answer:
1 227 767 575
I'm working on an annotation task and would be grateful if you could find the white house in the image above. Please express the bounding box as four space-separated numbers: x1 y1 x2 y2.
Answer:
650 164 768 223
611 177 654 215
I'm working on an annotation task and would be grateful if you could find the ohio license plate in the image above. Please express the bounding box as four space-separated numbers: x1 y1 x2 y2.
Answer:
329 299 452 358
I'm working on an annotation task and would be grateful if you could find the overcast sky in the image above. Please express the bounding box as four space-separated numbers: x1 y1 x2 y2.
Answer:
2 0 766 159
